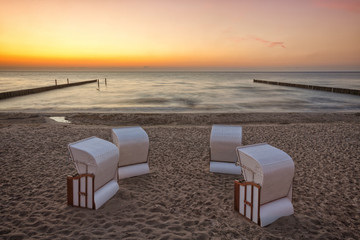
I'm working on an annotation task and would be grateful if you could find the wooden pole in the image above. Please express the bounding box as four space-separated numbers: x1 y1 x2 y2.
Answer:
253 79 360 96
0 79 98 100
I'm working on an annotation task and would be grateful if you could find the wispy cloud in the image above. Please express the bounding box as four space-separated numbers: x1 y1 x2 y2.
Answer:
223 28 286 49
252 37 286 49
313 0 360 13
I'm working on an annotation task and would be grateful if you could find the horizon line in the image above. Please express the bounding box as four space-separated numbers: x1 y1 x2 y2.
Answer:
1 66 359 72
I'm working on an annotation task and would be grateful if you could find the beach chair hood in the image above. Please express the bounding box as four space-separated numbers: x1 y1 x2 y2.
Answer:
68 137 119 191
237 143 294 205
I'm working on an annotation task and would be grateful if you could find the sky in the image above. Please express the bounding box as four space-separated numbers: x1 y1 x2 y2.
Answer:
0 0 359 71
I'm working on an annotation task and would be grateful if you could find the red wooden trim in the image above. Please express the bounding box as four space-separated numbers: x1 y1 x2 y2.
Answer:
85 175 88 208
234 180 240 211
239 181 260 187
71 173 94 179
244 200 252 207
257 185 261 225
243 184 247 216
92 175 95 209
234 181 261 225
78 175 81 207
250 184 254 221
67 174 95 209
67 176 73 206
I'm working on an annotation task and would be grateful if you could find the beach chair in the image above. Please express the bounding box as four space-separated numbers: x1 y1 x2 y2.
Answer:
111 126 150 180
234 143 295 227
67 137 119 209
209 125 242 174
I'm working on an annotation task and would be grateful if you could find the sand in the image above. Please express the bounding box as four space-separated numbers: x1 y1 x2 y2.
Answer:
0 112 359 239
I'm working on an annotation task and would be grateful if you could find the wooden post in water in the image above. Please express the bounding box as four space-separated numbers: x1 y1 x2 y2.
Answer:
105 78 107 86
67 78 69 84
0 79 98 100
97 79 100 90
253 79 360 96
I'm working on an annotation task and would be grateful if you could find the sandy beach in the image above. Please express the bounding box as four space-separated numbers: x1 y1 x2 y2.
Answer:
0 112 359 239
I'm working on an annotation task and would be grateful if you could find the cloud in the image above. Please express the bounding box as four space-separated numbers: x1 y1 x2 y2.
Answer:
223 29 286 49
252 37 286 49
313 0 360 13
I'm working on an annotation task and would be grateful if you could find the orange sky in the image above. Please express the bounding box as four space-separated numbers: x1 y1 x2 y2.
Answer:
0 0 359 71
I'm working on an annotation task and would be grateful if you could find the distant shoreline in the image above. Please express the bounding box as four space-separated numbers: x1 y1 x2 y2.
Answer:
1 112 359 126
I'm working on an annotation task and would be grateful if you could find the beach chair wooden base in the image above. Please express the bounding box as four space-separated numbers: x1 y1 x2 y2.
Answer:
67 174 95 209
234 180 294 227
67 174 119 210
234 180 261 225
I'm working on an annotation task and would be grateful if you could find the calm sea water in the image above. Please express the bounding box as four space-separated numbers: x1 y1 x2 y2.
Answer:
0 71 359 113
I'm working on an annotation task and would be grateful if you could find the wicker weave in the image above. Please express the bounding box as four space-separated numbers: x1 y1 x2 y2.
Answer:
68 137 119 192
236 143 294 204
112 127 150 179
209 125 242 174
235 143 295 226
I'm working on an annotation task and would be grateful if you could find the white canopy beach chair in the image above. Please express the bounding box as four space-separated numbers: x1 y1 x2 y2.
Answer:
111 126 150 179
209 125 242 174
67 137 119 209
234 143 295 227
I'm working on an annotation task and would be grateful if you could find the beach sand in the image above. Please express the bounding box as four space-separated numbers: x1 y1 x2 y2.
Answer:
0 112 359 239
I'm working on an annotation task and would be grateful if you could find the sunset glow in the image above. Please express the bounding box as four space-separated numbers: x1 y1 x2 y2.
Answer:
1 0 359 70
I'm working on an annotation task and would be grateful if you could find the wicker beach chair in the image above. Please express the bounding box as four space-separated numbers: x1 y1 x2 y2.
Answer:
234 143 295 227
112 126 150 180
209 125 242 174
67 137 119 209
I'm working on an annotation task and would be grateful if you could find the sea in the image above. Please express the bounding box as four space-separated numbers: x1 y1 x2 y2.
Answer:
0 71 359 113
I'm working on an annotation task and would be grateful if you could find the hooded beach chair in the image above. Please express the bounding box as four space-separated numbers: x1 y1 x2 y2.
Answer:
209 124 242 174
111 126 150 179
67 137 119 209
234 143 295 227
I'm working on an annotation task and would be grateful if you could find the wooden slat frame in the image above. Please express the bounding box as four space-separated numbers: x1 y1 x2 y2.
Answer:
67 173 95 209
234 180 261 225
67 176 74 206
234 180 240 211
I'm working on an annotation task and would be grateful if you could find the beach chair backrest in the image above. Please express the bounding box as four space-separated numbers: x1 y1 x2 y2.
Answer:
112 127 149 167
210 125 242 163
